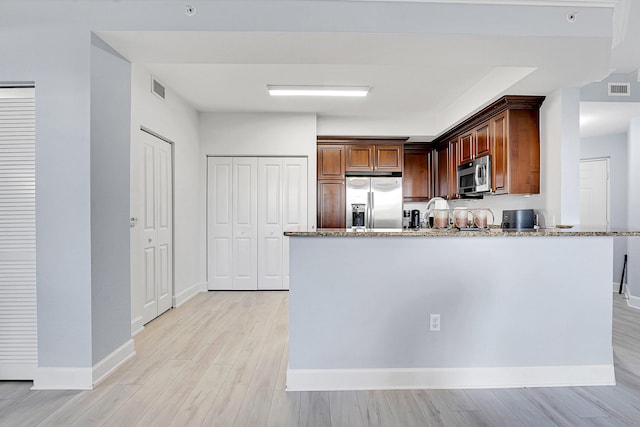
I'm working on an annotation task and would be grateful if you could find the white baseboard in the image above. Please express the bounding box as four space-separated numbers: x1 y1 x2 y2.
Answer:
92 339 136 387
0 364 37 380
32 367 93 390
613 282 622 292
131 315 145 337
624 289 640 310
173 281 206 307
286 365 616 391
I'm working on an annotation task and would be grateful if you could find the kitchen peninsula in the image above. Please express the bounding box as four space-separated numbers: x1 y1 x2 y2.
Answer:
284 228 633 391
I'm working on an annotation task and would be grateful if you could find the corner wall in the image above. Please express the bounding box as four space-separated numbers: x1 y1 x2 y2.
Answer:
627 118 640 303
581 132 628 282
90 34 132 365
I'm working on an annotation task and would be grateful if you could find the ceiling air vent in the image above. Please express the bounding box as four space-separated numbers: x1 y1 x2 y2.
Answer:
151 77 166 100
608 82 630 97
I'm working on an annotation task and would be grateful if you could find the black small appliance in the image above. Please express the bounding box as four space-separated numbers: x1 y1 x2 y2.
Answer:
501 209 535 230
410 209 421 229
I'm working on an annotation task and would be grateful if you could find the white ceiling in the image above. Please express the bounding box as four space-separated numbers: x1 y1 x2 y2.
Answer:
580 102 640 138
97 0 640 140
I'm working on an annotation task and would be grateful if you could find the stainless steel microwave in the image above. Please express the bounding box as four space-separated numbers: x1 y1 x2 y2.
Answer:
457 155 491 195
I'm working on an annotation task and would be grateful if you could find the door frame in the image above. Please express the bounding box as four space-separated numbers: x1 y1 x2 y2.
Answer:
579 157 610 227
131 126 175 334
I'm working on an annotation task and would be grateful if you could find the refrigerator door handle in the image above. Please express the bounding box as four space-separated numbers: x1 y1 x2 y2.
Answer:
369 191 375 228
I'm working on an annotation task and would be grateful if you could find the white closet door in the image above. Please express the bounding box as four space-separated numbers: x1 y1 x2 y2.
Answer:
258 158 283 290
282 158 308 290
207 157 233 290
232 158 258 290
0 87 37 379
141 131 173 325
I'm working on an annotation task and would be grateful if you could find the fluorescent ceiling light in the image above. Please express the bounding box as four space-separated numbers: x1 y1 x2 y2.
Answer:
267 85 370 97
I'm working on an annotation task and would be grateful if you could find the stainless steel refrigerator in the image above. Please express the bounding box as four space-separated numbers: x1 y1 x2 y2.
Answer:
346 177 403 228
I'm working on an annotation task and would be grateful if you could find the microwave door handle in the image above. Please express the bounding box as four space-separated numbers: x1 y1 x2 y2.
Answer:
475 164 481 186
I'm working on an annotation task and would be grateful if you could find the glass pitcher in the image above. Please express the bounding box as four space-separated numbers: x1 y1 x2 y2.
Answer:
432 209 451 229
471 208 495 229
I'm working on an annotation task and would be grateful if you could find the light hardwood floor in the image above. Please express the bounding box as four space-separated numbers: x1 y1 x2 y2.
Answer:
2 291 640 426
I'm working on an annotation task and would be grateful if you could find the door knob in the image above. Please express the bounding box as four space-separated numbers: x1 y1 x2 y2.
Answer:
148 238 152 243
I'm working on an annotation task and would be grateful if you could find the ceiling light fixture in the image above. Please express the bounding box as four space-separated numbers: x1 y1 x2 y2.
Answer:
267 85 370 97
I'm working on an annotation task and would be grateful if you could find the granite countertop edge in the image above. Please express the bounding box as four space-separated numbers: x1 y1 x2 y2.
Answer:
284 228 640 237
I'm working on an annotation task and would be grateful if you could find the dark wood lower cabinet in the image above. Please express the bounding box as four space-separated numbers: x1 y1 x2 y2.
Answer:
317 180 345 228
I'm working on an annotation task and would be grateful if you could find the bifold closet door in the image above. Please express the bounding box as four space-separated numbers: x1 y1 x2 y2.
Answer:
0 87 37 379
231 158 258 290
207 157 258 290
282 158 308 289
208 156 305 291
207 157 233 290
258 158 284 290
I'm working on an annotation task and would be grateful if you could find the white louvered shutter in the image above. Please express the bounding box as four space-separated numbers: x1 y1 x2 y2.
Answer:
0 87 37 379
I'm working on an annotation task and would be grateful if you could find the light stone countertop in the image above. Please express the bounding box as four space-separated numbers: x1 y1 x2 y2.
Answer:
284 226 640 237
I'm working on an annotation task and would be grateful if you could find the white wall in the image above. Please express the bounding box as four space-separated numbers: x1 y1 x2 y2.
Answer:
626 118 640 302
90 34 132 364
199 113 318 232
581 132 628 283
130 65 202 333
538 88 582 226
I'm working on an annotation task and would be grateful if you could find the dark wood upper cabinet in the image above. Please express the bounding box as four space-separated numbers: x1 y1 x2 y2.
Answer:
475 122 491 158
403 148 432 201
374 145 403 172
448 138 460 199
345 144 374 172
317 145 345 179
435 145 450 199
491 113 508 194
459 132 474 164
459 122 490 164
345 144 403 172
495 109 541 194
432 95 544 195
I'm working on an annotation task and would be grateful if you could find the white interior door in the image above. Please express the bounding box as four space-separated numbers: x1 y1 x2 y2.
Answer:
207 157 233 290
580 158 609 227
141 131 173 325
282 158 308 289
258 158 284 290
232 158 258 290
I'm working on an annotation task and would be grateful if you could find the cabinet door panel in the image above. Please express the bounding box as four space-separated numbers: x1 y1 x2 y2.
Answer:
459 133 474 164
449 140 459 199
436 147 449 199
475 122 491 157
492 113 508 194
403 150 432 201
374 145 403 172
317 145 345 179
317 180 345 228
345 145 374 172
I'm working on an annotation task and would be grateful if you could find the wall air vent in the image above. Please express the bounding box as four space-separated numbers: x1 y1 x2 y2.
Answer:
608 82 630 97
151 77 166 100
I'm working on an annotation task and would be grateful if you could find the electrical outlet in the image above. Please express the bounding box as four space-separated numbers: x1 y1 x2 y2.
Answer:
430 314 441 331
